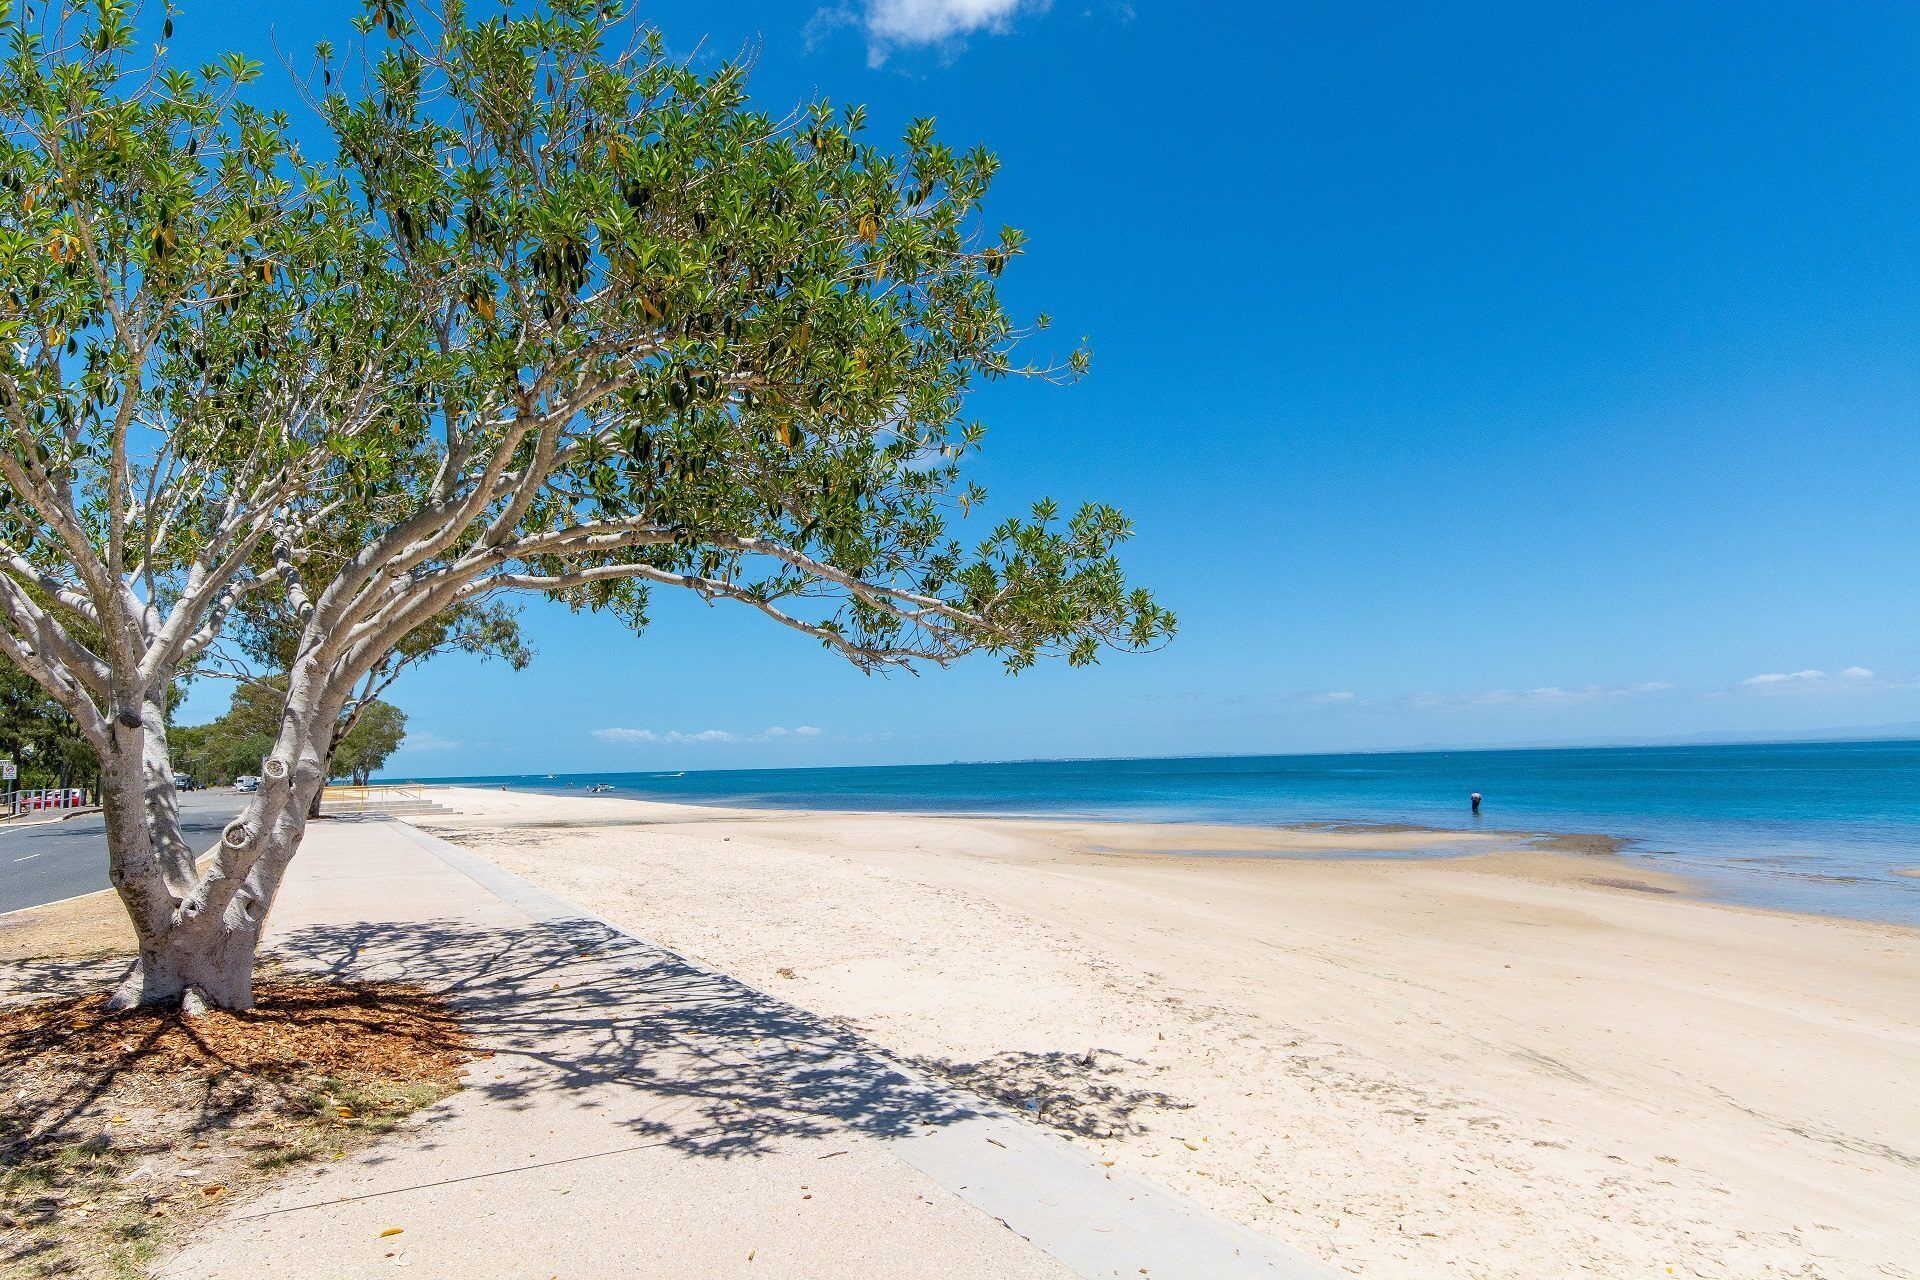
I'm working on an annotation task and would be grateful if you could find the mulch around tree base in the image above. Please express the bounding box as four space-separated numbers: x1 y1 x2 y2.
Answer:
0 976 474 1280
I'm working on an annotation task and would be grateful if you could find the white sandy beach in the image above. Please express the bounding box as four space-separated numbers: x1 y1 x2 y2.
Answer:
413 786 1920 1280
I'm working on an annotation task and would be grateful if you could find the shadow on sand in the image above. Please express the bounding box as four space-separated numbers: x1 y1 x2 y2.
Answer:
274 914 982 1161
4 910 1180 1189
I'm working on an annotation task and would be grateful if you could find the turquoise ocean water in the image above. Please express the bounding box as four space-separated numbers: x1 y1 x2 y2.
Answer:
421 739 1920 926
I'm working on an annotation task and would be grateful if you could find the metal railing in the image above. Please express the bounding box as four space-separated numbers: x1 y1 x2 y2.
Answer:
2 787 92 818
319 782 428 813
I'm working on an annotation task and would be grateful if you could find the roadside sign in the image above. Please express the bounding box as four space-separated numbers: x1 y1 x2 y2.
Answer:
0 759 14 781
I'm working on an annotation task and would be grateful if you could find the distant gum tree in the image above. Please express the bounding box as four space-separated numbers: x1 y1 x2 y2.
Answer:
0 0 1173 1012
226 589 530 814
1 650 99 791
330 698 406 787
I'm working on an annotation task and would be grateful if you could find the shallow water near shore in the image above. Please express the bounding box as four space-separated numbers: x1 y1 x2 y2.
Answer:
418 739 1920 926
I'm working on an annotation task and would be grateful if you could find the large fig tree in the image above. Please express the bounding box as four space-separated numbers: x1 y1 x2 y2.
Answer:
0 0 1172 1012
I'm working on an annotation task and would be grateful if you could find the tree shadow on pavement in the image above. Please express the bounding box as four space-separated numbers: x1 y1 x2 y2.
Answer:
273 914 981 1161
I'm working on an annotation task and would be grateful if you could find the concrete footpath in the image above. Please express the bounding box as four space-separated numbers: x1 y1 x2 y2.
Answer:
164 817 1342 1280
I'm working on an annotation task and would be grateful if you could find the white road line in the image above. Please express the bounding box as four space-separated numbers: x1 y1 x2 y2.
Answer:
13 853 40 861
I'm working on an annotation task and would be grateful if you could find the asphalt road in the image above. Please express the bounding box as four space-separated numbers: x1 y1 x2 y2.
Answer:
0 790 246 915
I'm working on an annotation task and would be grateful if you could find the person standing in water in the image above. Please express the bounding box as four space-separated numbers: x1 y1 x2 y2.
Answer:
1470 791 1483 815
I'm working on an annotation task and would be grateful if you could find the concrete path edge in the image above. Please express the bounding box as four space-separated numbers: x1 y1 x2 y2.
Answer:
381 817 1346 1280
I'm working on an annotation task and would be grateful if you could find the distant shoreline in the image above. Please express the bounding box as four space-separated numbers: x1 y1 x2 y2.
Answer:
410 740 1920 926
444 780 1920 933
458 780 1637 858
389 732 1920 785
397 738 1920 926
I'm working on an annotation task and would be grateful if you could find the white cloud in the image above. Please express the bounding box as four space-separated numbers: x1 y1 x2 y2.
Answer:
815 0 1048 65
1740 666 1910 695
868 0 1039 43
1402 682 1673 711
592 726 828 746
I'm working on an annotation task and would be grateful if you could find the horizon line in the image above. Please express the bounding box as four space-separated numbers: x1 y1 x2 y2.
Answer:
383 726 1920 784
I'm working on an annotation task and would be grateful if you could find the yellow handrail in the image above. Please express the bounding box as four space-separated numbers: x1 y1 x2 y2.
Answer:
323 783 424 797
320 782 426 810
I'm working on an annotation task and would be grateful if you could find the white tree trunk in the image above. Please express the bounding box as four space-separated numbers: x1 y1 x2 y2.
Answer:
108 783 318 1012
102 712 180 964
110 911 266 1010
105 679 335 1013
140 694 197 896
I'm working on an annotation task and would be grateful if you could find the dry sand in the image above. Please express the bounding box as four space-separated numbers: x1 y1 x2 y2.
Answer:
0 887 130 963
414 786 1920 1280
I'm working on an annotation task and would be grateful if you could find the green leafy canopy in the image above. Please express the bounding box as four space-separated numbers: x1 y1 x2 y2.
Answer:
2 0 1172 712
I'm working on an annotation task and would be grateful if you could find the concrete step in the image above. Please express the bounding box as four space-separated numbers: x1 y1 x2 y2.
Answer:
319 799 457 817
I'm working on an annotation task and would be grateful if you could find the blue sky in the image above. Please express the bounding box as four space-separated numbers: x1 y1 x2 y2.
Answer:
170 0 1920 773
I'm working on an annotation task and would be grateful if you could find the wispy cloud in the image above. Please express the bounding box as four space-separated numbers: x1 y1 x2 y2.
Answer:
592 725 826 745
812 0 1048 66
1146 681 1676 712
1153 666 1916 719
1404 682 1675 711
1740 666 1905 694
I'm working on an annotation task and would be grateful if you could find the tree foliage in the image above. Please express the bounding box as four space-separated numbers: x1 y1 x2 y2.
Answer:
0 0 389 738
0 650 97 789
282 0 1173 670
330 698 405 785
170 679 407 786
230 588 526 783
0 0 1171 1011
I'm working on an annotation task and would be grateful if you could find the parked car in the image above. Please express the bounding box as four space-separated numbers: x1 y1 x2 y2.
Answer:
234 775 260 793
172 772 200 792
